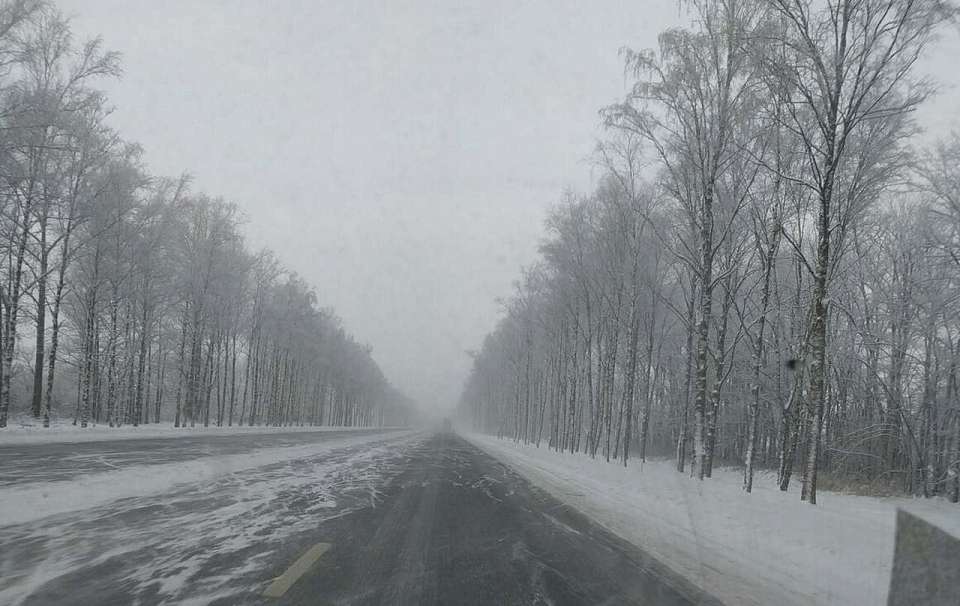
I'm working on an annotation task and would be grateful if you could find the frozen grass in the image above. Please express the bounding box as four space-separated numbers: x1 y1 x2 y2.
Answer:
0 413 400 445
466 433 960 606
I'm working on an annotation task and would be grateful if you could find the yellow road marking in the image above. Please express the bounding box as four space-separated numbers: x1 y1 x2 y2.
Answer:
262 542 332 598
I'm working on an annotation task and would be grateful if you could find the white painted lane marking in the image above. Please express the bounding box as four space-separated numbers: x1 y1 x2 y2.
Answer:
262 542 332 598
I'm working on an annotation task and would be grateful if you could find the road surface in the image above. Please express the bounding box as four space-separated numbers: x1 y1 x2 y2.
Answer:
0 430 717 605
0 428 398 486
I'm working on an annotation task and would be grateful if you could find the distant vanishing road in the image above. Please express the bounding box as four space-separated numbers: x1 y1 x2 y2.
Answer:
0 430 716 605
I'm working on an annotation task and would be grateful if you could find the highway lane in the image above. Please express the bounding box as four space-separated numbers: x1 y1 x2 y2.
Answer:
0 428 402 486
0 432 717 605
266 433 715 606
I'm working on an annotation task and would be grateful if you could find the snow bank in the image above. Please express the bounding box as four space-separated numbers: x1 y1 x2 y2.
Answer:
0 414 401 445
0 430 416 527
466 433 960 606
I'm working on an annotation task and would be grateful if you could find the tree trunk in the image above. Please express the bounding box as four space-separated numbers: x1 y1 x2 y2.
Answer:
31 207 50 418
43 235 72 427
134 299 150 427
745 225 780 492
801 204 830 504
705 274 734 477
693 189 716 479
677 290 696 473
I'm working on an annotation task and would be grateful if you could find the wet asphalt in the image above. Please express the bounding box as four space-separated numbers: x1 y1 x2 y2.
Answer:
256 433 716 606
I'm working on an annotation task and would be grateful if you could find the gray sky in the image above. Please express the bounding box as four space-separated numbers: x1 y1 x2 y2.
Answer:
56 0 960 412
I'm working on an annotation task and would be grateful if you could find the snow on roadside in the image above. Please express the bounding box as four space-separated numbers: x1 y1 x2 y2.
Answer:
466 433 960 606
0 414 400 445
0 430 416 527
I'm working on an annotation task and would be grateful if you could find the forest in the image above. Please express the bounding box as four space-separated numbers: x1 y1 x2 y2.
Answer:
0 1 411 432
460 0 960 505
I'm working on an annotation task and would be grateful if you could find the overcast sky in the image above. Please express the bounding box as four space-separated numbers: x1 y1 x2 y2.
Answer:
55 0 960 412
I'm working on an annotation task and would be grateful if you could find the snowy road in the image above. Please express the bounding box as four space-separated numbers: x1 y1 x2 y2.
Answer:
0 428 402 487
0 431 713 605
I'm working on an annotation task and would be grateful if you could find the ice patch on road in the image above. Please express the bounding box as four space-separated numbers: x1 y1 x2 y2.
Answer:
0 433 424 606
0 430 413 527
0 414 400 445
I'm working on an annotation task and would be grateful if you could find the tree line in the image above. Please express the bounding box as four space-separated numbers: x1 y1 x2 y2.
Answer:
460 0 960 504
0 1 412 431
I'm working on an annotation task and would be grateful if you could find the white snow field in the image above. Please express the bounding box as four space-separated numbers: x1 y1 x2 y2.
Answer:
467 433 960 606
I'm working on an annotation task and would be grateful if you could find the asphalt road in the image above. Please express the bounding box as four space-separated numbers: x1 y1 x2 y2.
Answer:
0 428 399 486
0 431 717 605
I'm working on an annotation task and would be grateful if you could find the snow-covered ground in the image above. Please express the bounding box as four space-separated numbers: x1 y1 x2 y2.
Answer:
466 433 960 606
0 414 395 445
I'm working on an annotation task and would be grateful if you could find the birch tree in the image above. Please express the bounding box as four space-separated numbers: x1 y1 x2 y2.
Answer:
762 0 950 504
